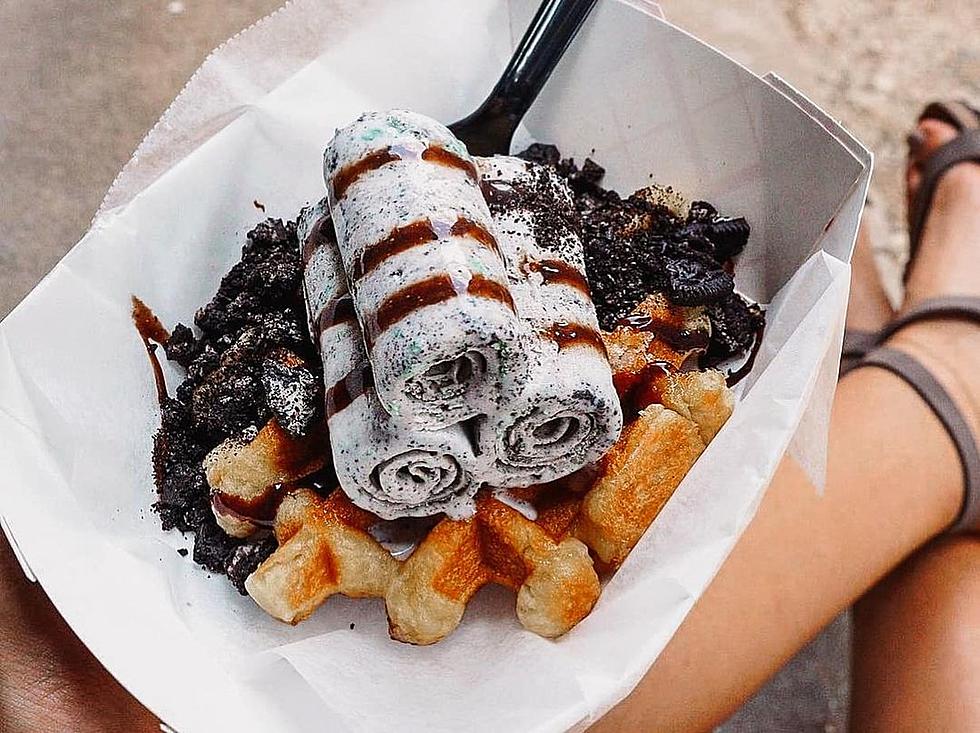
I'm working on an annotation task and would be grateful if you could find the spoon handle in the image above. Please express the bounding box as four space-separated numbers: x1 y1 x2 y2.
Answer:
490 0 598 121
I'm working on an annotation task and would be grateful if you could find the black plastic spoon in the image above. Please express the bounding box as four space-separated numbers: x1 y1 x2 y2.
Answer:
449 0 599 156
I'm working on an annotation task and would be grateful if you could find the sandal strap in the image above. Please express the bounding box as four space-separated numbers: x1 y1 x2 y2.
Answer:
875 296 980 344
908 127 980 264
919 100 980 132
840 330 876 379
861 347 980 534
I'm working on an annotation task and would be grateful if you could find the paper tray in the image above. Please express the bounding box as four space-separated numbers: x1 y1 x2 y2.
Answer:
0 1 870 730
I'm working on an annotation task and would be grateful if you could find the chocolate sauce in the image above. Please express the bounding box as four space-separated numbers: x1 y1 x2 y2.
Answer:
421 146 479 184
542 321 607 355
213 485 287 528
331 148 401 200
352 220 439 281
527 259 591 297
616 313 710 352
372 273 514 337
302 213 337 266
326 365 374 417
449 218 501 259
316 294 356 335
131 296 170 404
332 145 478 202
465 275 516 312
351 217 503 284
637 360 674 407
724 322 765 387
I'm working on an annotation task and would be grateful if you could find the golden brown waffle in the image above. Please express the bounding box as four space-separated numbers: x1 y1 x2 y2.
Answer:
386 494 601 644
246 488 398 624
214 297 735 642
205 419 328 537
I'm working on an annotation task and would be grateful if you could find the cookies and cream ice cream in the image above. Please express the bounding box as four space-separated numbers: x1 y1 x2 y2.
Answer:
323 110 526 430
474 156 623 486
299 200 481 519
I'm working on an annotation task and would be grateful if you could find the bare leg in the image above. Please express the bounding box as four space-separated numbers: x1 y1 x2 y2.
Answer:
849 115 980 732
594 123 980 731
851 536 980 732
847 222 894 332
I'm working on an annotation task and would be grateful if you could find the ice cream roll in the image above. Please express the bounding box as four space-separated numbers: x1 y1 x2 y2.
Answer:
299 200 481 520
473 156 623 486
323 110 526 429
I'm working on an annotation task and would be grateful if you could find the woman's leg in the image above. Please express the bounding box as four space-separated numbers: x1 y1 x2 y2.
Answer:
850 535 980 732
848 114 980 733
593 121 980 731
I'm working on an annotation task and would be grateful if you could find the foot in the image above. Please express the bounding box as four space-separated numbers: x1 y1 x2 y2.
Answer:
887 113 980 497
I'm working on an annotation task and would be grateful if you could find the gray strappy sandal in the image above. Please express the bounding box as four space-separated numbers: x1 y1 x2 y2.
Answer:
856 298 980 534
840 101 980 380
907 100 980 281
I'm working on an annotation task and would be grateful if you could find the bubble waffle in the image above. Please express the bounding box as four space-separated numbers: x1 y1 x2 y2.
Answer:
232 297 733 642
246 488 398 624
205 418 329 538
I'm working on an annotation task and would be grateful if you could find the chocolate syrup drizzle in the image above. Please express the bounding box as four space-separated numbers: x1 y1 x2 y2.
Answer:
724 322 766 387
615 313 711 353
350 217 501 282
316 294 356 335
526 259 592 297
213 467 336 529
369 273 515 344
331 144 478 201
131 296 170 404
302 213 336 266
326 365 375 418
213 485 286 529
542 321 607 355
421 146 480 184
331 148 402 200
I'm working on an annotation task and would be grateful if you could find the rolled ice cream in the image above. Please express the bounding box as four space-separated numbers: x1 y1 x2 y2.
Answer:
299 200 481 520
474 156 623 486
323 110 526 429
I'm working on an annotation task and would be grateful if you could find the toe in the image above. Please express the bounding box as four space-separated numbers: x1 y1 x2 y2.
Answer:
906 116 963 218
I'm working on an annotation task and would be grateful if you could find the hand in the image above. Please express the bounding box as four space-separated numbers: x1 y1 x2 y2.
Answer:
0 534 159 732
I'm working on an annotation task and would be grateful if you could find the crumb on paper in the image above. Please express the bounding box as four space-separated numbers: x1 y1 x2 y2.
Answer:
178 548 189 557
254 199 266 212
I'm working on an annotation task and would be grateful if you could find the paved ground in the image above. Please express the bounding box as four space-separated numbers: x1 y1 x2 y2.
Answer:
1 1 977 730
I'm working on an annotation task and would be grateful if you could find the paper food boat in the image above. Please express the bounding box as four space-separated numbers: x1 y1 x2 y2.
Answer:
0 1 870 731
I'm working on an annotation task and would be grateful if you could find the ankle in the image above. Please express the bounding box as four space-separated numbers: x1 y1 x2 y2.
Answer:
887 319 980 433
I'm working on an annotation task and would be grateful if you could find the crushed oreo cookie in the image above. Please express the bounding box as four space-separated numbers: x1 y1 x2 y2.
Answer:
151 219 323 588
518 144 763 365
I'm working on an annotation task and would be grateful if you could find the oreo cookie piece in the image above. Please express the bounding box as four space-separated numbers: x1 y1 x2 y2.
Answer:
163 324 201 368
261 349 321 438
192 516 242 574
703 217 751 262
662 248 734 306
225 536 277 595
703 293 766 366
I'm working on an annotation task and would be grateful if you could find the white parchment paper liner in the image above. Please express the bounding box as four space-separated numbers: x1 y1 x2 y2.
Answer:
0 1 871 730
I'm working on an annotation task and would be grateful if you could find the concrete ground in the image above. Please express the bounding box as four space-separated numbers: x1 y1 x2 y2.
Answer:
1 1 976 730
